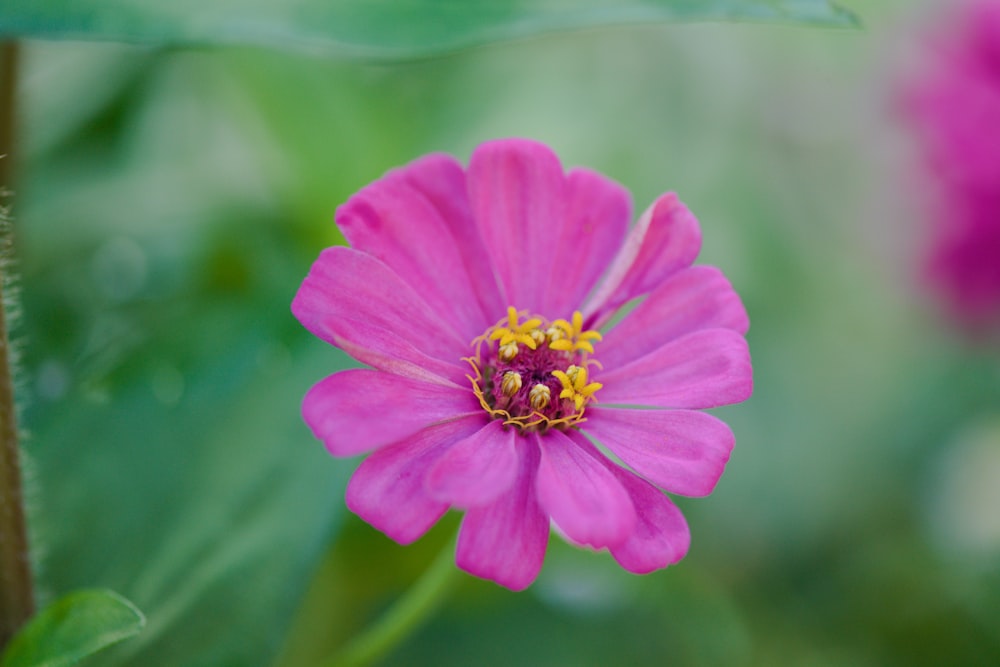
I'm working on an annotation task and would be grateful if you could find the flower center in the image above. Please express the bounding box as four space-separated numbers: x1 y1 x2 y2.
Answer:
465 307 604 432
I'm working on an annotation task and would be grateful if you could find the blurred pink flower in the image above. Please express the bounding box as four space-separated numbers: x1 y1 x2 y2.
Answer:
293 139 752 590
906 0 1000 328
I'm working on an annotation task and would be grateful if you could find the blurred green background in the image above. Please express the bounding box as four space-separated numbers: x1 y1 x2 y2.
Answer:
3 0 1000 664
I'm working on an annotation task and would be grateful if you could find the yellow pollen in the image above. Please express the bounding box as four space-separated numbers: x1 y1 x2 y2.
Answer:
499 342 519 361
489 306 543 354
501 371 522 396
529 383 551 411
548 310 603 354
552 365 603 412
545 325 565 342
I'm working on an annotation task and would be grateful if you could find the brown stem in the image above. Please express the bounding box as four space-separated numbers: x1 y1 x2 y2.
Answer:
0 42 16 188
0 39 34 648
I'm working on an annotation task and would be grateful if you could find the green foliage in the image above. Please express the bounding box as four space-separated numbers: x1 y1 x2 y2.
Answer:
0 1 857 58
0 590 143 667
18 45 356 665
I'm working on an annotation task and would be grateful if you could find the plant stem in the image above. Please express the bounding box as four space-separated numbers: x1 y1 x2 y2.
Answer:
319 539 461 667
0 42 16 189
0 39 33 649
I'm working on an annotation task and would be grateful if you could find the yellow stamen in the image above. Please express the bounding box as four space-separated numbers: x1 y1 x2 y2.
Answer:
499 342 519 361
547 310 602 354
489 306 545 357
501 371 522 396
552 365 603 412
553 320 574 337
529 384 551 411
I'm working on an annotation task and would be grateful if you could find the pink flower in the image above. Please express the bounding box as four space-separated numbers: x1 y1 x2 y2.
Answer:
905 0 1000 328
293 139 752 590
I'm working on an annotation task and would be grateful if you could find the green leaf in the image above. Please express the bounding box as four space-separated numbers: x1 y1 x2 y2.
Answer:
0 1 858 58
26 313 352 667
0 590 144 667
17 46 354 667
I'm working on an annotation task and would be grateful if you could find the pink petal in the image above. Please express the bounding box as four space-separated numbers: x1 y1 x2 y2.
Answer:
320 314 468 386
598 265 749 370
467 138 568 312
424 421 519 508
584 408 734 497
605 466 690 574
536 430 636 549
456 439 549 591
584 193 702 327
303 369 483 457
597 329 752 409
346 417 486 544
542 168 630 316
337 158 494 341
399 154 507 322
292 246 469 374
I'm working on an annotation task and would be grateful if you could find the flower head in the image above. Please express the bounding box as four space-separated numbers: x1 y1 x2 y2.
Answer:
904 0 1000 329
293 139 752 590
